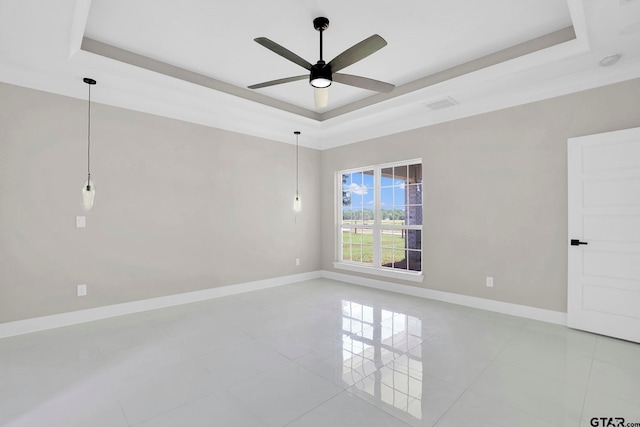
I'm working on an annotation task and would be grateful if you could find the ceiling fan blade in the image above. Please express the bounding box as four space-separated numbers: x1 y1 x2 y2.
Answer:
328 34 387 73
248 75 308 89
254 37 313 71
333 73 395 93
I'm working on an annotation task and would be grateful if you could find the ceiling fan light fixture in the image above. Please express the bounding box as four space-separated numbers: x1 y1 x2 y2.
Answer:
310 78 332 88
314 87 329 108
309 62 332 88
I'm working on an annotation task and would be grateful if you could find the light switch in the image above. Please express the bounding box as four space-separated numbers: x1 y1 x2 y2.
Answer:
76 216 86 228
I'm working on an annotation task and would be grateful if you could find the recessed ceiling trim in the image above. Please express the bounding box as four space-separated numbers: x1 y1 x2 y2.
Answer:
82 26 575 125
68 0 91 58
81 37 321 121
320 26 577 121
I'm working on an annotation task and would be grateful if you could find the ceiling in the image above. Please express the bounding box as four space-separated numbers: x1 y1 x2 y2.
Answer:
1 0 639 149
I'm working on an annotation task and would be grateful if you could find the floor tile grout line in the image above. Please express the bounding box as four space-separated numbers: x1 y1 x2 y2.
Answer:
576 328 601 425
430 389 468 427
455 317 586 426
447 317 525 392
578 354 596 425
270 365 346 426
424 312 528 427
486 316 598 386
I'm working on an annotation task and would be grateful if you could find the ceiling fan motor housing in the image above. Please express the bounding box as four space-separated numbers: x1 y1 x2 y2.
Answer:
310 60 332 87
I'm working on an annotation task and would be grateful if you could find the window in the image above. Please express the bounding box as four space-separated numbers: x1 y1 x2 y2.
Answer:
335 159 422 281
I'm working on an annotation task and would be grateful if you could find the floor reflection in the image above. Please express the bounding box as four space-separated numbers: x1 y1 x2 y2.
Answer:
341 299 424 421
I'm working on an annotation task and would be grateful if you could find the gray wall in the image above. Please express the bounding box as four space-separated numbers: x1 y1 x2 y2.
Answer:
0 82 321 323
321 78 640 312
3 78 640 323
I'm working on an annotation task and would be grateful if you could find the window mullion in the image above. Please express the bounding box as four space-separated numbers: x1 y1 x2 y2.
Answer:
337 172 343 262
373 167 381 267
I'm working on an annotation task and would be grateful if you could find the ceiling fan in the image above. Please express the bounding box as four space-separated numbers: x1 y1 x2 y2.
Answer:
248 17 395 108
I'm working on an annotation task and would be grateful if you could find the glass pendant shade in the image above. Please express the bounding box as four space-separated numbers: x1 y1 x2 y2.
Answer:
314 87 329 109
82 179 95 211
293 195 302 212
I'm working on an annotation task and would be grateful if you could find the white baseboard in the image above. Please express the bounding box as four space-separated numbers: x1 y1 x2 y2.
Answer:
321 270 567 325
0 269 567 339
0 271 322 339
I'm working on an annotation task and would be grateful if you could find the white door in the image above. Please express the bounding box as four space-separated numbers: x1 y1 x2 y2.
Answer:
568 127 640 343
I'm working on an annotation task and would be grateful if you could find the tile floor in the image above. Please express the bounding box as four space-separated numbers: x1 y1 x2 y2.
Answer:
1 278 639 426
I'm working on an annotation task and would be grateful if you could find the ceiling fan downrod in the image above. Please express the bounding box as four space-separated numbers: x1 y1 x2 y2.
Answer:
313 17 329 62
311 17 331 88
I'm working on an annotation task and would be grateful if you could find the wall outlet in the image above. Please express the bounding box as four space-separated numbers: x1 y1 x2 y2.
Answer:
76 216 86 228
295 258 300 266
486 276 494 288
77 284 87 296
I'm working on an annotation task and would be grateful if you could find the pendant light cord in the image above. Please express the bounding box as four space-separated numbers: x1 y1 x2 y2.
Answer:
87 82 91 184
295 131 300 198
83 77 96 188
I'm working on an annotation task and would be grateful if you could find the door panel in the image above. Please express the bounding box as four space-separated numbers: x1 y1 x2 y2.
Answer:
583 285 640 319
568 127 640 343
583 251 640 280
583 140 640 171
583 215 640 241
583 178 640 206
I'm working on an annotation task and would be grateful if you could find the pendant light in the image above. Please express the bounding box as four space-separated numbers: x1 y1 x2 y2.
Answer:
81 77 96 211
293 131 302 212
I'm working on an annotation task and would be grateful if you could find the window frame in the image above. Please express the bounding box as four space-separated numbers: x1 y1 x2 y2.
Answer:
333 159 423 282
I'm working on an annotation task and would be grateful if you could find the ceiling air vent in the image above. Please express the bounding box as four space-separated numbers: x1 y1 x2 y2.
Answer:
423 97 459 111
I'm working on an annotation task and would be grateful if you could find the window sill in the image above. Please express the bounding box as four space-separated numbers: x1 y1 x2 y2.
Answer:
332 262 424 283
